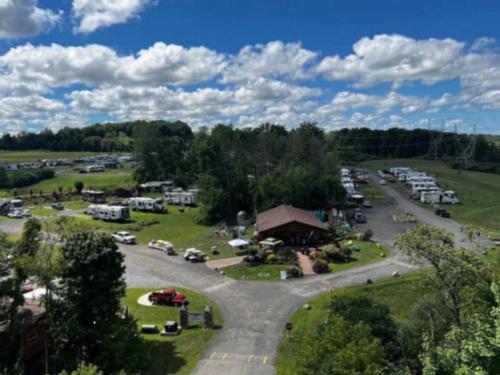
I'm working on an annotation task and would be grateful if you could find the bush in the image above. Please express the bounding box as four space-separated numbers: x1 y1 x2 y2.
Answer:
287 265 303 278
312 259 330 274
266 253 277 264
363 229 374 241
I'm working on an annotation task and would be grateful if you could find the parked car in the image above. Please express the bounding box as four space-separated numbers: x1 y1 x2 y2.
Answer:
111 231 136 244
362 201 373 208
51 202 64 210
7 210 25 219
148 239 176 255
183 248 206 262
353 211 367 224
379 179 387 185
435 208 451 218
148 288 187 306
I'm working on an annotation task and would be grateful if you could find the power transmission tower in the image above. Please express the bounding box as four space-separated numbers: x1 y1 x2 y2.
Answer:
455 124 477 167
427 119 444 160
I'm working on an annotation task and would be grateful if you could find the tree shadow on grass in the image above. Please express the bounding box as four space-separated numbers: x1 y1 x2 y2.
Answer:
143 340 187 375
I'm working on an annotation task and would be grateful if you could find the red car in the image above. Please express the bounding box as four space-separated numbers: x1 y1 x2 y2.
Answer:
148 288 187 306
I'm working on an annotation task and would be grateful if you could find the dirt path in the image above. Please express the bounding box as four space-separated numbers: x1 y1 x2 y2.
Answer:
297 252 314 276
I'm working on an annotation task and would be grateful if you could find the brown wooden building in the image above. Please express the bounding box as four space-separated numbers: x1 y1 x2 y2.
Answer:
256 205 328 246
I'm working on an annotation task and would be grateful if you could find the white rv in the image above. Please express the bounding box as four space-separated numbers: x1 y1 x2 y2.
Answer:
164 190 198 206
85 204 130 222
86 165 105 173
410 181 438 194
128 197 165 213
421 190 458 205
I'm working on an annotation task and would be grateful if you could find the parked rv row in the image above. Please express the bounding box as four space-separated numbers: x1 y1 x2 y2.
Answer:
340 168 369 224
0 153 134 172
381 167 459 205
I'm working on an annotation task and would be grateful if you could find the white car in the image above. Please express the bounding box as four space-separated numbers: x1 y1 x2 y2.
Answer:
379 179 387 185
7 210 24 219
111 231 136 244
148 239 175 254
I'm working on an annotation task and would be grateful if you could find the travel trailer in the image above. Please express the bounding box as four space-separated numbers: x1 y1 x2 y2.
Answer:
128 197 165 213
421 190 458 205
410 181 438 194
85 165 105 173
85 204 130 222
164 190 198 206
82 189 107 203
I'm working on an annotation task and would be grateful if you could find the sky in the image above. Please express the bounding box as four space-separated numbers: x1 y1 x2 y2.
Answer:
1 1 500 135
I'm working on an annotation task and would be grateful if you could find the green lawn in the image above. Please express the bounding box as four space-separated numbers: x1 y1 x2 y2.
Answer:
361 159 500 236
330 240 389 272
21 169 134 194
41 207 238 260
0 150 103 163
358 183 390 205
223 264 289 281
276 272 428 375
122 288 222 375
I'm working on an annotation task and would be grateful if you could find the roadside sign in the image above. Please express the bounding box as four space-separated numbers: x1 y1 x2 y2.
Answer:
280 271 287 280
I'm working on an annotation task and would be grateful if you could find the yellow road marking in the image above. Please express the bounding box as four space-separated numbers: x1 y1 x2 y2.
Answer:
210 352 216 360
222 353 228 360
248 354 253 362
263 356 268 365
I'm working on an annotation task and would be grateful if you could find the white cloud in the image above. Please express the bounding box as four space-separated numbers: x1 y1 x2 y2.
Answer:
318 91 427 115
1 42 226 89
222 41 317 83
72 0 156 33
0 0 61 38
316 34 464 88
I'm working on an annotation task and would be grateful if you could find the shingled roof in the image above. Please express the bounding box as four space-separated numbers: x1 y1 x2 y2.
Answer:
257 205 327 233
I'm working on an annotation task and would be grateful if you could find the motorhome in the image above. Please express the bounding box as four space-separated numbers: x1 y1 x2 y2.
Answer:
128 197 165 213
421 190 458 205
164 190 198 206
390 167 411 177
86 165 105 173
410 181 438 194
85 204 130 222
406 176 436 185
82 189 107 203
139 181 174 193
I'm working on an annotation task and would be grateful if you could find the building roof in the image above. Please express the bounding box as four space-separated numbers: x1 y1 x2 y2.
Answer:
257 205 327 233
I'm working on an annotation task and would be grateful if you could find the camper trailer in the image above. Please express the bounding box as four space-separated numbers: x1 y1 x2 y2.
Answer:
421 190 458 205
128 197 165 213
410 181 438 194
85 165 105 173
164 190 198 206
82 189 107 203
85 204 130 222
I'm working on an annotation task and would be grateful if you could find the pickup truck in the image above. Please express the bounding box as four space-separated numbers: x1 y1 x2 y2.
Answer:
111 231 136 244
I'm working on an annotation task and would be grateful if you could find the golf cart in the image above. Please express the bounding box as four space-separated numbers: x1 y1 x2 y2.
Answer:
183 248 207 262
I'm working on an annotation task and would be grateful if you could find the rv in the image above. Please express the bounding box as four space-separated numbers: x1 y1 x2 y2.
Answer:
421 190 458 205
82 189 107 203
128 197 165 213
85 165 105 173
410 182 438 194
85 204 130 222
164 190 198 206
406 176 436 185
139 181 174 193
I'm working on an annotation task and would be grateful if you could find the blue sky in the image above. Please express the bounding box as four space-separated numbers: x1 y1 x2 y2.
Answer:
1 0 500 134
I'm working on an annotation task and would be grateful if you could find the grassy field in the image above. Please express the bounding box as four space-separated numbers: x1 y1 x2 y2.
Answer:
361 159 500 237
0 150 103 163
358 183 390 205
223 264 289 281
123 288 222 375
41 206 238 260
276 245 500 374
330 240 389 272
275 272 428 375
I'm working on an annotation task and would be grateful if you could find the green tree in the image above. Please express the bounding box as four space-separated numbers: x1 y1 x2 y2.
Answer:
16 218 42 258
48 231 142 373
58 362 103 375
297 314 385 375
74 180 84 194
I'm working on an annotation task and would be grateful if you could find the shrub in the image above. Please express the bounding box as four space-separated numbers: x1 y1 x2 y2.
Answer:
312 259 330 274
266 253 277 264
363 229 374 241
248 248 258 256
287 265 303 278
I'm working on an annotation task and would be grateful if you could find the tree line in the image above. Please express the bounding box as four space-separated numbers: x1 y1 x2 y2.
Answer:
133 122 345 224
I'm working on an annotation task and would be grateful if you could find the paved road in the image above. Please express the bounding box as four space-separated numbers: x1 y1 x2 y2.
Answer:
0 181 491 375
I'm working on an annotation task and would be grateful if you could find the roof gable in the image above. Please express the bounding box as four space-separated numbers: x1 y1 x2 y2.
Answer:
257 205 327 233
